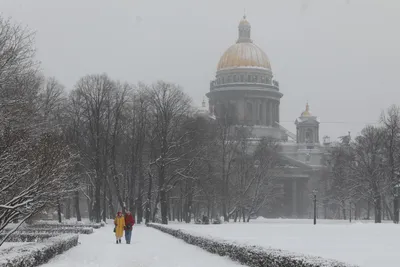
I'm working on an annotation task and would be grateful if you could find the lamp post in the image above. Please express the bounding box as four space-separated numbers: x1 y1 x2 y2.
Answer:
313 189 317 225
394 184 400 224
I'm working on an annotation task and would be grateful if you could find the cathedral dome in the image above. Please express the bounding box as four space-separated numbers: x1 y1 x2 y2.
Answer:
216 15 272 71
217 42 271 71
301 103 312 117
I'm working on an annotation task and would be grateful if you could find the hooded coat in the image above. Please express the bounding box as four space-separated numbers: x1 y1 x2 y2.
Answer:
124 213 135 231
114 214 125 238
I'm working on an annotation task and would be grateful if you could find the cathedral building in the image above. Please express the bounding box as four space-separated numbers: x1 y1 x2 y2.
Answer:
205 15 328 218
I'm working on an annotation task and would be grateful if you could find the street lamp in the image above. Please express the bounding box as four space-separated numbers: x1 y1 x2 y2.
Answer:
394 184 400 224
312 189 317 225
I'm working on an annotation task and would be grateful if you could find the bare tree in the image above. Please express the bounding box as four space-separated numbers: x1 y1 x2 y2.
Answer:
0 132 78 245
351 126 387 223
380 105 400 222
146 81 192 224
71 74 115 222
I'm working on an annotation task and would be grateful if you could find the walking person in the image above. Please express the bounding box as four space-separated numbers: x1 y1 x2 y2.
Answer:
114 211 125 244
124 211 135 244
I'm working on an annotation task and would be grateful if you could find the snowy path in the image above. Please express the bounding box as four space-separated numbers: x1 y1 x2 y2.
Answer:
41 224 242 267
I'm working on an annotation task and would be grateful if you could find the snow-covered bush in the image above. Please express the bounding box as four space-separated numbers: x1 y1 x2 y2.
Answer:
0 234 78 267
32 222 102 229
147 224 358 267
16 227 93 235
0 233 54 242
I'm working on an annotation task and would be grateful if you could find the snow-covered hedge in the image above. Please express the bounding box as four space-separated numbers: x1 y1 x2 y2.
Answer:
147 224 358 267
32 222 103 229
17 227 93 235
0 233 55 242
0 234 78 267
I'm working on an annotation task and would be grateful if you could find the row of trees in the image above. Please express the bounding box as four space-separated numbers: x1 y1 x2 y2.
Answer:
0 15 281 242
321 106 400 223
66 77 280 225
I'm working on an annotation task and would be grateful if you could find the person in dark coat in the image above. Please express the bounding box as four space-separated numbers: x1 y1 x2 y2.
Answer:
124 211 135 244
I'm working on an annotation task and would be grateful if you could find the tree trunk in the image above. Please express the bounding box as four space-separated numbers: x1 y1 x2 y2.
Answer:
57 200 62 223
342 201 346 220
65 198 71 220
94 181 101 223
375 195 382 223
145 172 153 224
160 188 168 224
158 160 168 224
137 165 144 224
75 190 82 222
102 180 107 222
152 193 160 223
394 197 399 223
367 200 371 219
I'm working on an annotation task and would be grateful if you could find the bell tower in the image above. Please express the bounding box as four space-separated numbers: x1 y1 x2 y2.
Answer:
295 103 319 148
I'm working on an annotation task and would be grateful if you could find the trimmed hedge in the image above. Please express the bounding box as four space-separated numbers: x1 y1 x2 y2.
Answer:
147 224 358 267
33 222 102 229
18 227 93 235
0 234 78 267
0 233 55 242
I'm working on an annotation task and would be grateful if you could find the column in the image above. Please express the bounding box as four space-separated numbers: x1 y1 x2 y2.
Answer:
292 180 297 217
269 101 274 126
252 100 257 125
238 99 244 123
276 102 280 124
261 99 267 125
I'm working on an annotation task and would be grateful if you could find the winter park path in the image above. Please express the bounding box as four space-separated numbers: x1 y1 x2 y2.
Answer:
41 224 242 267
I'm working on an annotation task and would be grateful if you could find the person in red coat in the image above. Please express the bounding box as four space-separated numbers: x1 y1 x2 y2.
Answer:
124 211 135 244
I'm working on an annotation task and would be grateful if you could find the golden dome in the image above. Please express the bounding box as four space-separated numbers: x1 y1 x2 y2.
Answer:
217 15 271 71
217 42 271 71
239 17 250 26
301 103 312 116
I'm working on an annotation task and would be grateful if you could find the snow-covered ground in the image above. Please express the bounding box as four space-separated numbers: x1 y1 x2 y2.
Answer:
41 224 243 267
166 219 400 267
0 242 31 250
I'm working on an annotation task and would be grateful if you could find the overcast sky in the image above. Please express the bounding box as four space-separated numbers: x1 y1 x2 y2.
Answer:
1 0 399 140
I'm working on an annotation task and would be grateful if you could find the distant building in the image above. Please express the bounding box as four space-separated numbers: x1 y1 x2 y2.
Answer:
203 15 329 218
